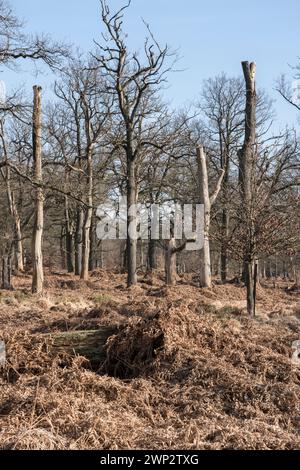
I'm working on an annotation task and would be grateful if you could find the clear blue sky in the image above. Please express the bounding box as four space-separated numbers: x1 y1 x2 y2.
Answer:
4 0 300 128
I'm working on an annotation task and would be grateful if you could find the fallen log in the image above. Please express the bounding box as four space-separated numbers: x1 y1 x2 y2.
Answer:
48 327 117 366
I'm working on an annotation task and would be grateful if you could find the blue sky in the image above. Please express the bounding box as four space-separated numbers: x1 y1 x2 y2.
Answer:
4 0 300 129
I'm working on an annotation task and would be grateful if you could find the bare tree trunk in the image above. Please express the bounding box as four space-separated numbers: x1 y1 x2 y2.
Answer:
75 206 83 275
197 146 212 288
239 61 257 316
148 239 158 271
139 240 144 271
7 183 24 273
0 124 24 273
220 208 229 283
127 159 137 286
283 260 287 279
81 147 93 281
1 256 12 290
220 164 229 283
261 260 266 279
197 146 224 288
31 85 44 295
89 213 97 271
8 190 24 273
14 216 24 273
98 241 104 269
60 227 66 270
165 238 177 286
64 171 74 273
66 231 74 273
121 242 127 273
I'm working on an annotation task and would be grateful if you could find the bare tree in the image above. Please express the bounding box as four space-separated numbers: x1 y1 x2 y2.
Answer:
31 85 43 294
95 0 174 286
0 0 68 70
197 145 224 288
239 61 257 315
0 120 24 271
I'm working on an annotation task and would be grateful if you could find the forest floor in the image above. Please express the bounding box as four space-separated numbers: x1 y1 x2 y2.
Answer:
1 269 300 450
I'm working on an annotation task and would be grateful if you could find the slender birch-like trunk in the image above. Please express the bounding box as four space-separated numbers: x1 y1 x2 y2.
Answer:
31 85 44 294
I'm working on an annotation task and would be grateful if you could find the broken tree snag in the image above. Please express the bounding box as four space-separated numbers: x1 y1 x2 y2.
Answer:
48 327 118 366
197 145 224 288
240 61 257 317
240 61 257 199
32 85 44 295
197 146 212 288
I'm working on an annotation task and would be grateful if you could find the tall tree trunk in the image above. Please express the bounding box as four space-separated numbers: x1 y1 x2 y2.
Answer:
7 180 24 273
220 170 229 283
148 239 158 271
239 61 257 316
89 213 97 271
127 159 137 286
197 146 212 288
98 241 104 269
165 238 177 286
60 227 66 270
220 209 229 283
81 148 93 281
31 85 44 295
64 172 74 273
75 206 84 275
66 231 74 273
14 216 24 273
0 123 24 273
1 256 12 290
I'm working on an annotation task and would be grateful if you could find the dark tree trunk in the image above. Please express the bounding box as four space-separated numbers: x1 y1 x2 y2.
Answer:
220 156 230 283
66 231 74 273
239 61 257 317
64 173 74 274
121 243 127 273
60 230 66 270
89 214 97 271
148 239 158 271
220 210 229 283
1 256 12 290
75 206 84 276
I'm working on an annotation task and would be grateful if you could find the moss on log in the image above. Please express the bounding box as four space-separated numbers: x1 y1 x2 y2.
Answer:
49 327 117 365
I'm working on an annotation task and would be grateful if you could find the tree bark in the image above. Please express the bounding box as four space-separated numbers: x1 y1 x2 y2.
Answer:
197 146 212 288
64 171 74 273
80 90 94 282
31 85 44 295
127 159 137 286
6 169 24 273
1 256 12 290
66 231 74 273
165 238 177 286
148 239 158 271
0 123 24 273
75 206 84 275
45 327 117 367
89 213 97 271
60 226 66 270
80 148 93 281
220 165 229 283
239 61 257 316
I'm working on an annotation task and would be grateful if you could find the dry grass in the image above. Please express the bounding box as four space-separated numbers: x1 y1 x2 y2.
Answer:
1 270 300 450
